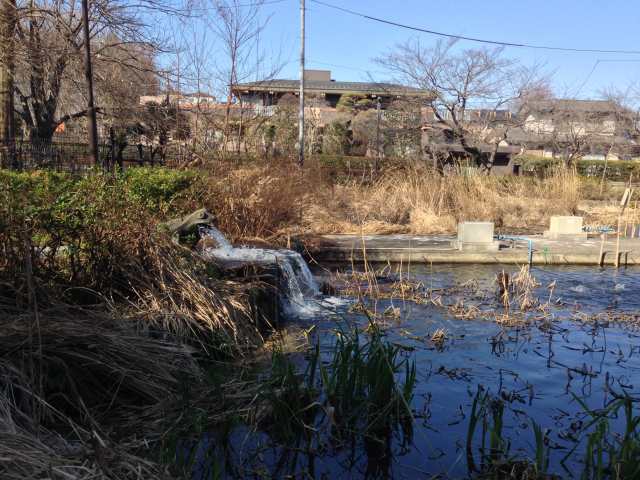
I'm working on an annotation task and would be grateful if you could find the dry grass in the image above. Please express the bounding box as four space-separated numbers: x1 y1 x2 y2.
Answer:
314 165 582 235
127 239 267 355
0 310 191 479
200 161 586 237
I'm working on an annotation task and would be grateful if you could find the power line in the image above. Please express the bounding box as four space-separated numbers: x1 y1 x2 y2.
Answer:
576 59 640 96
310 0 640 55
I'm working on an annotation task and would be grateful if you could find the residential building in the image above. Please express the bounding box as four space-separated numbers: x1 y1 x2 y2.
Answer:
231 69 431 109
516 99 640 160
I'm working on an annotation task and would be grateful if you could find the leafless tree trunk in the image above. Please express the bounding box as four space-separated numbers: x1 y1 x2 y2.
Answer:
210 0 281 155
0 0 16 165
81 0 99 165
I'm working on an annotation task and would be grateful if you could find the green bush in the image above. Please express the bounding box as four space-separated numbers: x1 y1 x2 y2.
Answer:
124 167 197 212
0 169 160 299
516 155 640 181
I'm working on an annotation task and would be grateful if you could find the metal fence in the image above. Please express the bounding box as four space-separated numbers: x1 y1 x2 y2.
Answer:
0 137 193 171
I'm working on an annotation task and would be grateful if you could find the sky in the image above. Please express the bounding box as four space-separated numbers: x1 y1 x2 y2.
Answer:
248 0 640 100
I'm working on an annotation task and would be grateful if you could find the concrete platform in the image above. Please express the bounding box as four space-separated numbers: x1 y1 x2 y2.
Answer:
302 234 640 266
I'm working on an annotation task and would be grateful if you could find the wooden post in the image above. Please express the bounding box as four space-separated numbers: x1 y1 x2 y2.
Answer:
599 232 606 267
615 216 621 268
633 200 638 238
375 96 381 172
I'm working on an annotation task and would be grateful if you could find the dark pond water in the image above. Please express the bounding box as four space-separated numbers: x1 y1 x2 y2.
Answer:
192 264 640 479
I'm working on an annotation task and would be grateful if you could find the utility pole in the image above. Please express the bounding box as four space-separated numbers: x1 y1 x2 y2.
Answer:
298 0 305 167
375 96 381 171
81 0 99 167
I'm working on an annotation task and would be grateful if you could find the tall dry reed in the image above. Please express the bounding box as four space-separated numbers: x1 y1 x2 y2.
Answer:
305 164 582 234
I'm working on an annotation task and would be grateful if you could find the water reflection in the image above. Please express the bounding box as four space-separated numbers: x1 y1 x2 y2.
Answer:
188 265 640 479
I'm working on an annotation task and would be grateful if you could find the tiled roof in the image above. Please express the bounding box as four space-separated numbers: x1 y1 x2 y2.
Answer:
527 99 618 114
232 79 431 97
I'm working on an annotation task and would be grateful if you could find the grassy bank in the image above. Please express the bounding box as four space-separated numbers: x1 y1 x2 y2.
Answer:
0 168 277 478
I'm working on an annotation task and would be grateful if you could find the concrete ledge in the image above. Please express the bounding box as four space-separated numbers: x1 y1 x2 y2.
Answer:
310 248 639 265
451 240 501 252
301 234 640 266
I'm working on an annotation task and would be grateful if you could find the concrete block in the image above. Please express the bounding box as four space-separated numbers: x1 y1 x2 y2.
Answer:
453 222 499 251
544 216 586 239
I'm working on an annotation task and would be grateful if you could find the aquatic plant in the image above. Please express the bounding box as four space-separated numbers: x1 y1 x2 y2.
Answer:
563 395 640 480
466 386 550 479
320 321 416 443
258 343 321 443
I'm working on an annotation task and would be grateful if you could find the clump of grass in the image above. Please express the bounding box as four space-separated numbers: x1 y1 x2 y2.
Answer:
0 310 194 480
256 342 321 444
320 321 416 444
430 328 448 349
562 395 640 479
127 238 267 356
466 386 551 479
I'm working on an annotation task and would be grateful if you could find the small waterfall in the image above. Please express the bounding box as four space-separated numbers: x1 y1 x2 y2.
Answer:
199 226 233 250
199 227 324 316
276 255 306 307
282 251 320 297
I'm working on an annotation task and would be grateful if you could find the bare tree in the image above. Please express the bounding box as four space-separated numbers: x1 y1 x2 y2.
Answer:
376 38 547 173
13 0 173 143
209 0 282 154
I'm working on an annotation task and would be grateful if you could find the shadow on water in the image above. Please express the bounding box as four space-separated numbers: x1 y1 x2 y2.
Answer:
181 263 640 479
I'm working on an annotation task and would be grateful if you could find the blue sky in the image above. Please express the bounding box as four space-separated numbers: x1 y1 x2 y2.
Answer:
255 0 640 99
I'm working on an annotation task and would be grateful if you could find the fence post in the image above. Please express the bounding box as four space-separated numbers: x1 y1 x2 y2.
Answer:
109 127 115 171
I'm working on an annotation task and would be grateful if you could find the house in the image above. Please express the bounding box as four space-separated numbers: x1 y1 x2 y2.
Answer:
421 122 521 175
424 107 514 124
516 99 640 160
231 70 431 109
523 99 618 136
420 109 523 175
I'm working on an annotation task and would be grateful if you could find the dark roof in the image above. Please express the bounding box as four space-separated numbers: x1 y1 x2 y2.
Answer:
232 79 432 97
527 99 618 114
506 128 636 148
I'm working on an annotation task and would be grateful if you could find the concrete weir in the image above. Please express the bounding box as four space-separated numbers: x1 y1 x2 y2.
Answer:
303 225 640 266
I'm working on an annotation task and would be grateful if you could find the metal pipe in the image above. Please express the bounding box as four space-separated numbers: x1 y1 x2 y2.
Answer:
496 235 533 265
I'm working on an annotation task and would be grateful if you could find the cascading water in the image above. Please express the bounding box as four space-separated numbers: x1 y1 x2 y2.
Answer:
201 226 233 250
198 227 327 316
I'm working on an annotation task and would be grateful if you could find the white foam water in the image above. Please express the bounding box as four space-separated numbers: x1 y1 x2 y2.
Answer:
199 226 233 250
199 227 340 318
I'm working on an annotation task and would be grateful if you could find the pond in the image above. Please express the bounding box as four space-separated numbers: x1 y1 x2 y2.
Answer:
188 264 640 479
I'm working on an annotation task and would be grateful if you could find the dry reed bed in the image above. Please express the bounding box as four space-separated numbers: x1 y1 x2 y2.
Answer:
0 315 179 479
0 240 271 478
298 166 582 235
169 160 585 240
333 263 559 328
